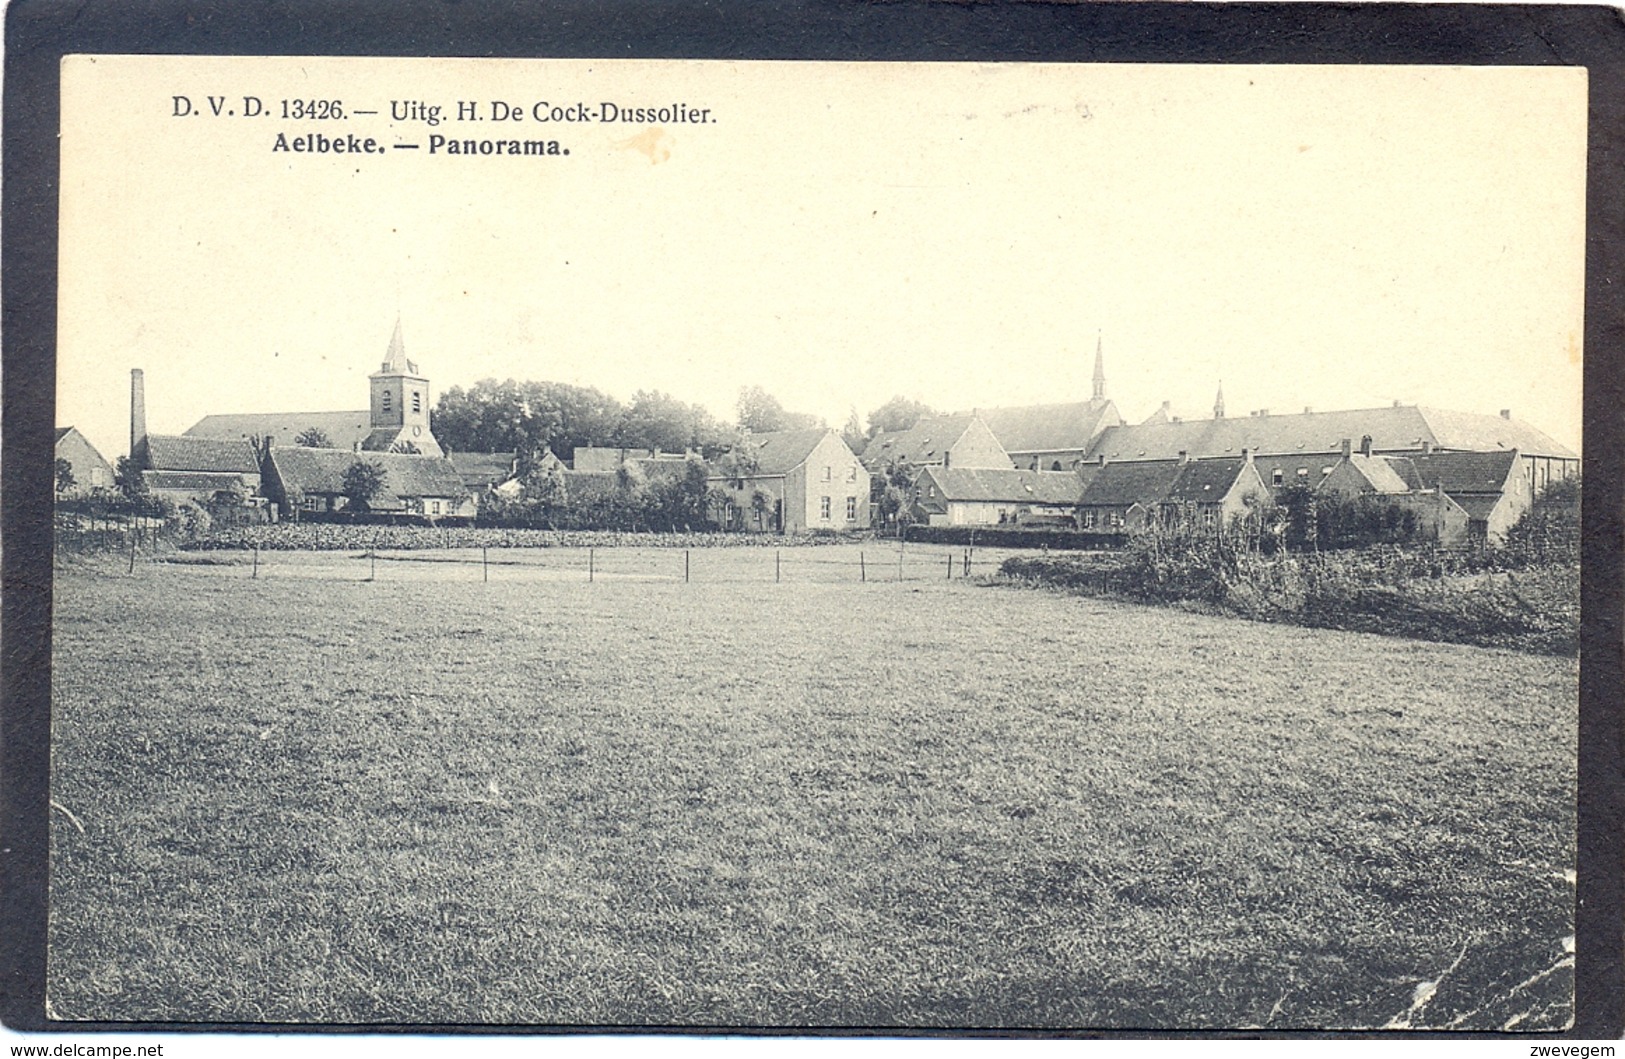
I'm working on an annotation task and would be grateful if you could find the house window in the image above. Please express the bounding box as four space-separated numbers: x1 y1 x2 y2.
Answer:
1081 510 1097 529
820 496 832 520
430 499 441 515
845 496 857 521
1202 508 1217 527
303 497 321 512
1108 511 1124 529
927 485 936 499
1272 470 1284 486
412 391 422 414
382 390 392 412
1296 467 1309 478
847 466 858 482
1321 466 1334 476
822 466 832 481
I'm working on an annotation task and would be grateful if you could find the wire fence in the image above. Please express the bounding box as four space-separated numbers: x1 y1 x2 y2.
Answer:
77 540 1051 586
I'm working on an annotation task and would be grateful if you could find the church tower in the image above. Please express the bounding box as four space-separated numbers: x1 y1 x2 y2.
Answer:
1091 334 1107 403
363 318 442 456
1213 381 1226 420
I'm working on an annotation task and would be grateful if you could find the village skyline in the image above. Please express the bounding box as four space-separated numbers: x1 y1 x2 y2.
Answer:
57 57 1587 469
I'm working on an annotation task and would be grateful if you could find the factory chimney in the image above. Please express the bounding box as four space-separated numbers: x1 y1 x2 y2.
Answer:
130 369 147 459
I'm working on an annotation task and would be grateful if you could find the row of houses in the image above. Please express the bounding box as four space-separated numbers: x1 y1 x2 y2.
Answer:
854 342 1576 544
56 324 1576 545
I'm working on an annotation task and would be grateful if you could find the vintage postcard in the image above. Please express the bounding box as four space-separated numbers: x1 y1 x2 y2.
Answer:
44 53 1585 1030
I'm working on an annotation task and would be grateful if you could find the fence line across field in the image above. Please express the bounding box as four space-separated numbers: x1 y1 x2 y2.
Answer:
100 541 1031 585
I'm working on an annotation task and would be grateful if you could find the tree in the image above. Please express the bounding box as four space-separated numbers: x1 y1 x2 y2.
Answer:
55 458 77 496
841 408 866 455
389 439 422 455
866 396 935 437
114 456 148 500
522 457 569 527
737 385 790 433
294 427 332 448
341 460 387 513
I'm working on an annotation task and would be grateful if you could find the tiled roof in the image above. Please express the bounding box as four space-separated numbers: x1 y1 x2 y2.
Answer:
1163 458 1254 504
144 434 261 474
1453 495 1505 521
1085 405 1576 462
1405 449 1522 495
862 415 981 466
186 410 375 451
447 451 517 488
1418 407 1576 458
735 429 832 475
1076 460 1186 507
976 399 1120 454
920 467 1083 505
142 471 252 493
268 447 466 511
1341 454 1415 494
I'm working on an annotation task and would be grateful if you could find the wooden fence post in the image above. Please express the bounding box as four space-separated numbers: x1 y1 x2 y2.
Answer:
252 546 259 579
483 545 488 583
775 550 780 583
589 547 594 582
946 553 952 579
860 551 865 582
685 549 690 583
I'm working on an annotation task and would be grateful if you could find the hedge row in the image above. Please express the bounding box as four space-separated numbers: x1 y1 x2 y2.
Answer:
902 525 1125 550
1000 549 1579 657
183 523 869 552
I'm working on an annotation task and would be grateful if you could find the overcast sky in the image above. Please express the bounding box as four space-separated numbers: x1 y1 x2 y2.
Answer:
58 57 1586 461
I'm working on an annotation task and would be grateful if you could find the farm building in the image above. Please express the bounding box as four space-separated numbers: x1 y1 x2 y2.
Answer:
910 467 1082 527
1075 454 1270 533
54 427 115 497
711 429 869 533
861 415 1013 474
1316 442 1531 544
137 434 264 504
448 451 522 496
262 446 473 521
185 318 444 457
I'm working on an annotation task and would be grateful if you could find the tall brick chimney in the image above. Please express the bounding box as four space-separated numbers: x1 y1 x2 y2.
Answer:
1340 438 1352 460
1360 435 1374 457
130 368 147 459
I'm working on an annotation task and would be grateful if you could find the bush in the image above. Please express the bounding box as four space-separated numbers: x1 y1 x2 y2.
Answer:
903 525 1124 550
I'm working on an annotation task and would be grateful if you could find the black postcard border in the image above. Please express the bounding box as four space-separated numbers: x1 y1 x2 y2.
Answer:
4 0 1621 1039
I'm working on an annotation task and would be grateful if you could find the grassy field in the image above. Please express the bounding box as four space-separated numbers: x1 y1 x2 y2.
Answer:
48 548 1576 1029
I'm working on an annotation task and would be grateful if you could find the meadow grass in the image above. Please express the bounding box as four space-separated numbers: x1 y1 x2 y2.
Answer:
47 551 1576 1028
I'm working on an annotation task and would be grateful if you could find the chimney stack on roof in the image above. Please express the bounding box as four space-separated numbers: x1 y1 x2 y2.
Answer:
1340 438 1352 460
1177 449 1190 464
1393 399 1402 408
130 369 147 459
1500 409 1512 420
1304 406 1313 414
1421 439 1433 455
1360 435 1374 457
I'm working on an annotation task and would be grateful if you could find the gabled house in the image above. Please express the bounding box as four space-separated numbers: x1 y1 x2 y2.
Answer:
138 434 264 503
910 467 1082 527
1075 454 1270 533
1315 440 1529 544
710 429 869 533
54 427 115 497
263 446 474 521
861 414 1013 474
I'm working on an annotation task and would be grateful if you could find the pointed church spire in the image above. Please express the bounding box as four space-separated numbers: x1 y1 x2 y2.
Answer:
1213 380 1226 420
382 315 417 375
1091 332 1106 402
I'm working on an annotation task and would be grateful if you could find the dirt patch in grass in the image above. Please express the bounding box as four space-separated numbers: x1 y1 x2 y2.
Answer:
48 557 1575 1027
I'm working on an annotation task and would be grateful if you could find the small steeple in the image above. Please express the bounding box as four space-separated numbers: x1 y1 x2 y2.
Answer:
1091 332 1106 402
381 315 417 375
1213 380 1226 420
